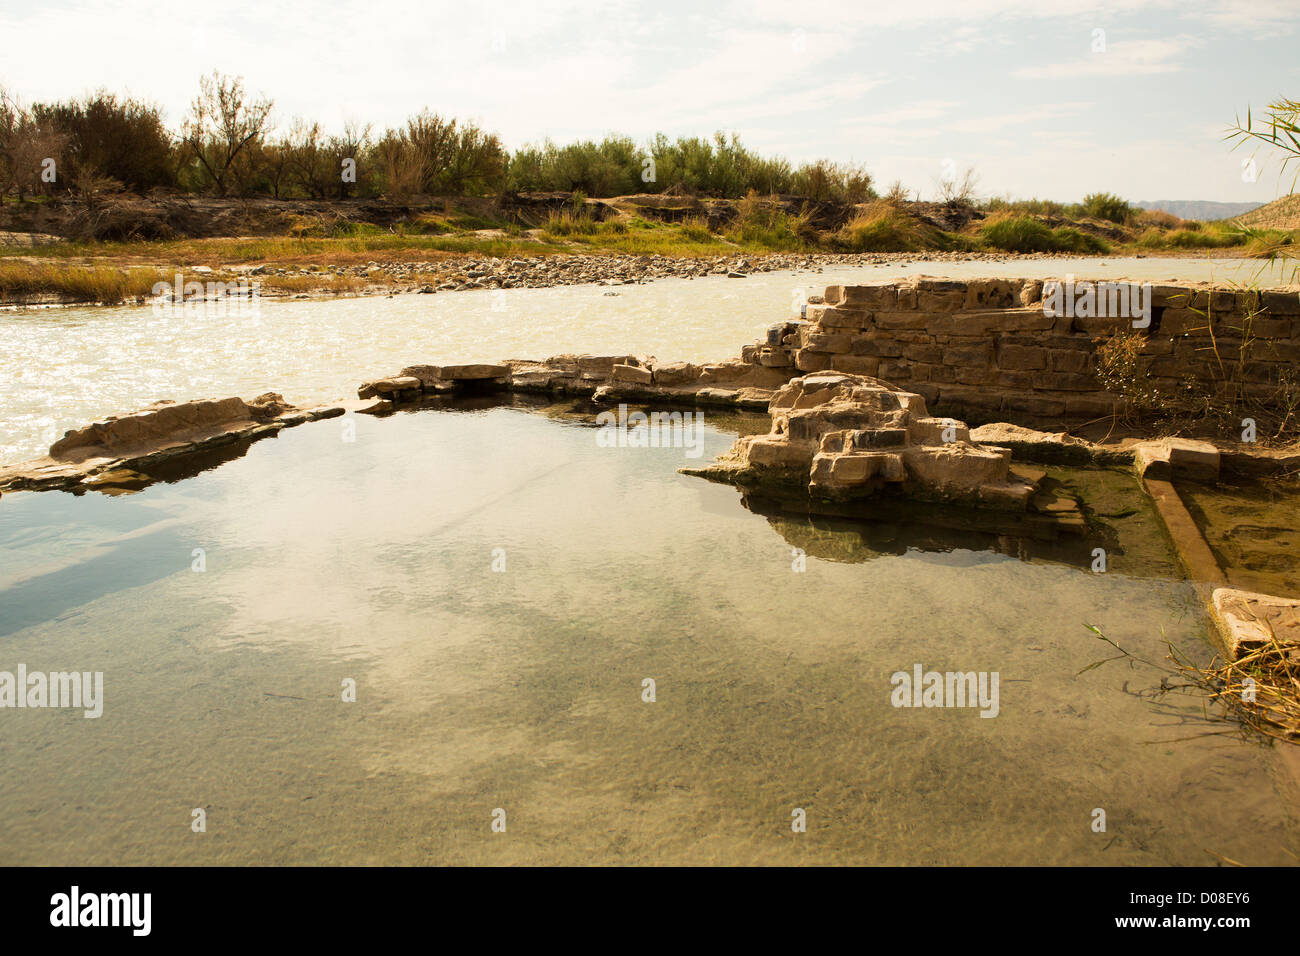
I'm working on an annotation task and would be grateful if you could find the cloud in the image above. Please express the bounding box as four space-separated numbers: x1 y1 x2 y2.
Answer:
1187 0 1299 35
1013 35 1206 78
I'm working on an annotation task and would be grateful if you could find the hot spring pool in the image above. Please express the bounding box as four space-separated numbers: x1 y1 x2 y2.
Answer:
0 402 1295 864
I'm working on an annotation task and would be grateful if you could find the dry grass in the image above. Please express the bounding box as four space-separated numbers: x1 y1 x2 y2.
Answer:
836 201 934 252
0 261 169 303
1084 625 1300 745
1094 304 1300 444
1172 638 1300 742
1134 208 1186 230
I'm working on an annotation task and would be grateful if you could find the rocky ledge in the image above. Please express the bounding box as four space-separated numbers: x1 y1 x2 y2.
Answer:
681 371 1081 525
357 350 793 411
0 393 376 494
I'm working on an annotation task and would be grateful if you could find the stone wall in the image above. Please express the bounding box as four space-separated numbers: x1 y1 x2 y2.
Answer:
748 277 1300 424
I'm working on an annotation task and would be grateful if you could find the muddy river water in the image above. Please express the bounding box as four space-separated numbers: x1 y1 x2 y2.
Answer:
0 256 1287 464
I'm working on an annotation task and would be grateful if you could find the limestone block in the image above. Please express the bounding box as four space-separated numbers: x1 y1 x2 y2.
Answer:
610 364 653 384
909 417 970 445
826 284 898 310
1210 588 1300 660
829 355 881 376
996 344 1047 371
438 364 509 381
794 350 833 372
653 362 701 386
758 348 793 367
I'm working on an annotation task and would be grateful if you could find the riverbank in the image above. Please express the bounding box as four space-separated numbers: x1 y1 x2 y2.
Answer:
3 190 1295 306
0 247 1280 308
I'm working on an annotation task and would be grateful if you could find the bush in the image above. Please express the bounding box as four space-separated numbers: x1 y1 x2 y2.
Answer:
1137 224 1246 249
543 209 598 236
982 196 1066 217
837 201 927 251
978 214 1108 253
1080 192 1132 224
790 159 873 203
32 92 175 192
1134 208 1183 229
725 190 813 250
679 217 713 242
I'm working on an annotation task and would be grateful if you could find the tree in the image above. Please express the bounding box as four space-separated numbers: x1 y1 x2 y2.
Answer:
327 121 371 198
282 119 330 198
182 72 273 196
0 90 68 200
935 165 979 209
32 91 174 192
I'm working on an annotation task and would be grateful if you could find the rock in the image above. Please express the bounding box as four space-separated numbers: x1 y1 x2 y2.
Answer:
399 365 443 387
0 395 357 494
49 397 258 458
82 467 152 494
1132 438 1221 481
576 355 637 376
358 376 421 399
1211 588 1300 660
610 363 653 385
970 422 1111 466
690 372 1038 509
437 364 509 381
653 362 701 387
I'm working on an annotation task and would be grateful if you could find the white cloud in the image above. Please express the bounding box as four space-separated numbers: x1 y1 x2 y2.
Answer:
1013 35 1206 78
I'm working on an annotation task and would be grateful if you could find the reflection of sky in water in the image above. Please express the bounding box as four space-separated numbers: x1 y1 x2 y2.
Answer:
0 407 1295 865
0 256 1287 463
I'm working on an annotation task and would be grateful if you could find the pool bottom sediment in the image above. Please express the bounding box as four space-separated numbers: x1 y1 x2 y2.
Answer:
0 405 1294 865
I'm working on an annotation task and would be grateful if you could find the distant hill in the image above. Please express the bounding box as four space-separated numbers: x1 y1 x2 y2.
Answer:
1135 199 1262 221
1231 195 1300 230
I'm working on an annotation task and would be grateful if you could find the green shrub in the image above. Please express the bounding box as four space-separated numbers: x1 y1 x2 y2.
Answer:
978 214 1108 253
543 210 598 236
1080 192 1132 224
837 202 927 251
679 217 713 242
725 191 813 250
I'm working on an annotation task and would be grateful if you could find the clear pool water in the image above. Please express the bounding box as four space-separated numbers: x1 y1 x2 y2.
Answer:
1 404 1294 865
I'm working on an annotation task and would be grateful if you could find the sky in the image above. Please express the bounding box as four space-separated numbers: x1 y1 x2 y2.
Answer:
1 0 1298 202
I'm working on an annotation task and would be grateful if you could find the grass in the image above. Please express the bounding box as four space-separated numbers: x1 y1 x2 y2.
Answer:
564 223 728 256
9 198 1300 304
836 201 935 252
977 214 1109 254
1135 222 1248 251
1175 637 1300 743
0 261 170 303
543 210 601 236
1085 625 1300 745
723 193 815 251
679 217 713 243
